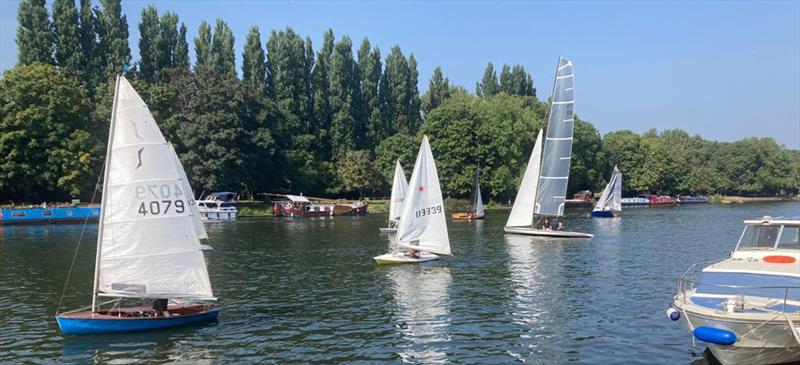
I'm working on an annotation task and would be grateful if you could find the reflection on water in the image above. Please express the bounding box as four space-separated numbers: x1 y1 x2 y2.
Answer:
386 266 452 363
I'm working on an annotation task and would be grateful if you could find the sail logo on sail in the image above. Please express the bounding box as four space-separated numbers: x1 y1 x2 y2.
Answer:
136 147 144 169
128 119 144 141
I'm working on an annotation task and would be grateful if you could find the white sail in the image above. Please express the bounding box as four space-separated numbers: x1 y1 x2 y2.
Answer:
593 166 622 213
389 160 409 222
395 136 451 256
96 76 214 300
506 129 544 227
475 184 485 217
168 143 208 240
535 57 575 217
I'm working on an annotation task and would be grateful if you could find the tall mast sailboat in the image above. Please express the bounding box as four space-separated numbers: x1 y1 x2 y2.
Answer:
591 166 622 218
374 136 451 264
452 166 486 221
379 160 409 233
56 76 219 335
504 57 593 238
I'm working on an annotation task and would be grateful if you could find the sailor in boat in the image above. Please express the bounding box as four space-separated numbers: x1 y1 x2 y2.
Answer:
152 298 170 317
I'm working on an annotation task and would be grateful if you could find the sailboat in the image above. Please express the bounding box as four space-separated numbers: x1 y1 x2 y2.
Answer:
452 167 486 221
56 75 219 335
379 160 408 233
504 57 593 238
591 166 622 218
374 136 451 264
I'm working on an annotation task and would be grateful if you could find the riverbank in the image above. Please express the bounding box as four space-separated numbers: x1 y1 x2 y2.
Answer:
711 195 799 204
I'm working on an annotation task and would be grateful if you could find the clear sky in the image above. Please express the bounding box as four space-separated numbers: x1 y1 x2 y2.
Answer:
1 0 799 149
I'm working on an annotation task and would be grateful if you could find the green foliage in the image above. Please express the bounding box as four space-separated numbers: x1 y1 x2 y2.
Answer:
476 63 498 98
242 26 265 92
52 0 82 72
210 19 236 77
17 0 53 66
155 12 180 79
174 23 190 70
358 38 383 150
329 36 359 159
421 67 450 115
374 133 419 186
97 0 130 79
338 150 381 197
194 21 212 69
568 118 606 193
0 64 97 200
137 6 159 82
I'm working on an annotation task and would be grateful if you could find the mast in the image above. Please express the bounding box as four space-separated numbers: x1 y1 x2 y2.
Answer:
91 75 121 313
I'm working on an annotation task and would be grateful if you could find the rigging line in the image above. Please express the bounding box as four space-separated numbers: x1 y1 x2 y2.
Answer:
55 164 105 316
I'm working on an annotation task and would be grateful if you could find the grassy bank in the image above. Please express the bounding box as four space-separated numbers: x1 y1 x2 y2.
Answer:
711 195 799 204
237 201 274 217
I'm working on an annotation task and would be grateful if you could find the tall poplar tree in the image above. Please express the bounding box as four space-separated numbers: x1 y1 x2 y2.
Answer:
422 66 450 115
242 26 266 92
78 0 98 88
328 36 359 158
98 0 131 78
476 62 498 98
52 0 82 72
381 46 411 135
267 27 311 128
16 0 53 65
174 23 190 70
311 29 335 155
407 54 421 133
210 19 236 77
358 39 382 150
194 21 212 69
137 6 159 82
155 12 180 78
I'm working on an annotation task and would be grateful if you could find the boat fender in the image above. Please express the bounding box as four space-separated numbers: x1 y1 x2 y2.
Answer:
693 326 737 346
666 307 680 321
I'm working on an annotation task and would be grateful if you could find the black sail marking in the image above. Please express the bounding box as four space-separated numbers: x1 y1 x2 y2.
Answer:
129 120 144 141
136 148 144 169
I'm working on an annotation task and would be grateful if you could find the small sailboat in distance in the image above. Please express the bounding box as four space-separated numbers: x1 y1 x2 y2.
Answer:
56 75 218 335
379 160 408 233
591 166 622 218
504 57 592 238
452 166 486 221
374 136 451 264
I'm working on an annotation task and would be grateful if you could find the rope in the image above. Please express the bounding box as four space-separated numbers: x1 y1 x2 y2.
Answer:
55 165 104 315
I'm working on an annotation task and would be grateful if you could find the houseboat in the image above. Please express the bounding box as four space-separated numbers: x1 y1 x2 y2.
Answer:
273 195 368 217
650 195 676 205
678 195 710 204
0 204 100 225
620 196 650 206
197 192 238 221
565 190 593 206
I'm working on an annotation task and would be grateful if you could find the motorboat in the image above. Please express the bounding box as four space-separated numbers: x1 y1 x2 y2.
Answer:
197 192 238 221
669 216 800 365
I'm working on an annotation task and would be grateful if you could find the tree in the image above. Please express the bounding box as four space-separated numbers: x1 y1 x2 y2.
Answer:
421 66 450 115
328 36 359 159
194 21 212 69
77 0 98 90
174 23 190 70
155 12 180 79
407 54 422 132
338 150 380 197
568 118 606 194
210 19 236 77
311 29 335 158
374 133 419 187
137 6 159 82
358 39 382 150
0 64 97 200
476 62 498 98
98 0 130 79
52 0 82 72
381 46 413 135
242 26 266 92
17 0 53 66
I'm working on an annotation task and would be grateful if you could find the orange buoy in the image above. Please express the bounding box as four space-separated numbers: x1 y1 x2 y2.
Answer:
763 255 796 264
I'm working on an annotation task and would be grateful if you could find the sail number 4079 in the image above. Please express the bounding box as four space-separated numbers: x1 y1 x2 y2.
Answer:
135 184 190 216
415 205 443 218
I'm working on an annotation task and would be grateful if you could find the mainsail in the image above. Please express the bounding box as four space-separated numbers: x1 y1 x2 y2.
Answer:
593 166 622 213
168 143 208 240
506 129 544 227
535 57 575 217
389 160 409 223
395 136 451 256
95 76 214 301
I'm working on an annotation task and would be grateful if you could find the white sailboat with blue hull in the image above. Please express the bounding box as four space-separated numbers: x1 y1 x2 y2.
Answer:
591 166 622 218
504 57 592 238
56 75 219 335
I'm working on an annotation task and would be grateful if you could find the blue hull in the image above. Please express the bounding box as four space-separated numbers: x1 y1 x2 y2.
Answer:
56 308 219 335
591 211 617 218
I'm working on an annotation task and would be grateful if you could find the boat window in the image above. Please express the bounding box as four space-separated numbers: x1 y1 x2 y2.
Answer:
737 225 780 250
314 206 320 211
324 206 330 211
12 211 25 217
42 210 53 216
776 226 800 249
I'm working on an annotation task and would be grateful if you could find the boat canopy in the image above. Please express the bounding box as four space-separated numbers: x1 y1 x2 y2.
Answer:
736 217 800 251
285 195 311 203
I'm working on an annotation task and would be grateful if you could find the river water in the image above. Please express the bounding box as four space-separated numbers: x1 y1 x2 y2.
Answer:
1 202 798 364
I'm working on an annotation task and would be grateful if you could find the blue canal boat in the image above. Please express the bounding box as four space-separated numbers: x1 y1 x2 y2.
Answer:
0 206 100 225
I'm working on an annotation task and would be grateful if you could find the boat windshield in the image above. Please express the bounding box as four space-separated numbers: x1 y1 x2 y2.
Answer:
737 224 800 250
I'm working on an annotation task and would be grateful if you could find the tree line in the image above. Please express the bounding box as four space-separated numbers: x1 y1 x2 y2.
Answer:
2 0 798 202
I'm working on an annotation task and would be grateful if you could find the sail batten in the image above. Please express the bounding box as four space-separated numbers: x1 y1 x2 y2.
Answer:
395 136 450 256
95 77 213 301
534 57 576 217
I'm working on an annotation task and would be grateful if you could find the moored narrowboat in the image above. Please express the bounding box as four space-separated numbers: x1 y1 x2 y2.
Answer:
0 205 100 225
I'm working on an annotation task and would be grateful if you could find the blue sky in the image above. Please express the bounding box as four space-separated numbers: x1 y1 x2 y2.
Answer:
1 1 799 148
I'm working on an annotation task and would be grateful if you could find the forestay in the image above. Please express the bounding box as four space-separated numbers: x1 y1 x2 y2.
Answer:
96 76 214 300
593 166 622 213
535 57 575 217
506 129 544 227
389 160 409 222
396 136 451 256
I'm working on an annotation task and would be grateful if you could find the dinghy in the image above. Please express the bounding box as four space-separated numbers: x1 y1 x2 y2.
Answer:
380 160 409 233
452 167 486 221
374 136 451 264
591 166 622 218
504 57 592 238
56 75 218 335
